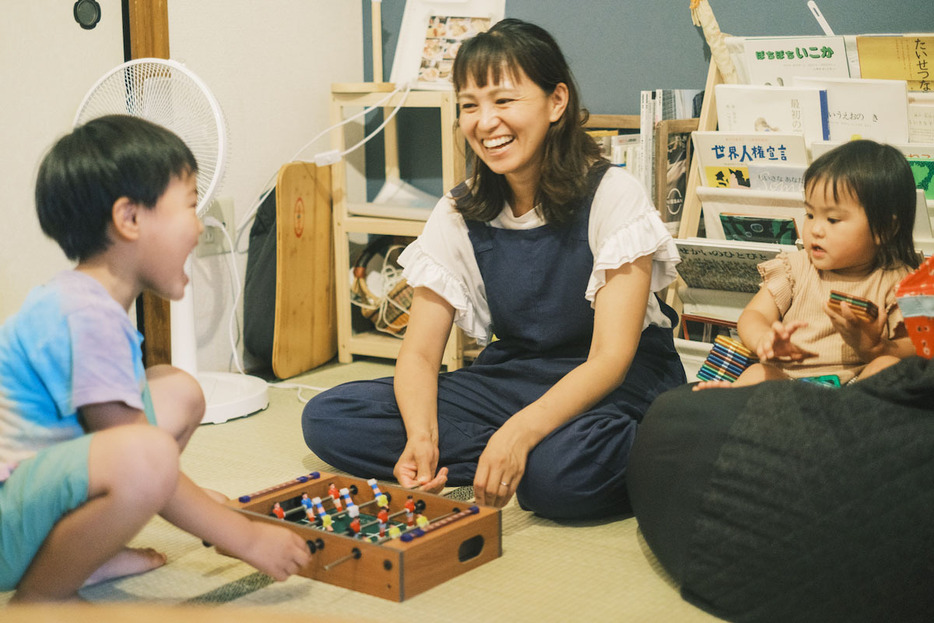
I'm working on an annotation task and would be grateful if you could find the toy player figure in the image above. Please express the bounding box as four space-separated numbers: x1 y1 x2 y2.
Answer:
300 493 314 511
321 513 334 532
404 495 416 527
328 483 343 511
377 507 390 538
349 516 361 536
272 502 286 520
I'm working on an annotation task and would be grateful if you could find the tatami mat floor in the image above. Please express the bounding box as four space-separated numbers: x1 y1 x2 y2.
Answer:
1 358 720 622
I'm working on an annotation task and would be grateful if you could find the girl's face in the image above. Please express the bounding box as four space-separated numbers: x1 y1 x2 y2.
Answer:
457 66 568 194
803 178 878 278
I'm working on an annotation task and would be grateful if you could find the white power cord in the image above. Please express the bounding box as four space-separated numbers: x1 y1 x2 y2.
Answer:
202 218 342 404
233 80 414 252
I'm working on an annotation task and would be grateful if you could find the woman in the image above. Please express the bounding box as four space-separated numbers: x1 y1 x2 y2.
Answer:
303 19 685 519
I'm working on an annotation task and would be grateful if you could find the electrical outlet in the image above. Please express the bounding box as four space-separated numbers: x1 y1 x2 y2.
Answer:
196 197 234 257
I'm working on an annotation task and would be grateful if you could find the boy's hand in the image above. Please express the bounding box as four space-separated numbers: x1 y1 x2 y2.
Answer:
756 320 817 362
237 522 312 581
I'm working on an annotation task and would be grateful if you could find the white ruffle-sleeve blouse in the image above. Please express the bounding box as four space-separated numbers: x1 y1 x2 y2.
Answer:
398 166 681 346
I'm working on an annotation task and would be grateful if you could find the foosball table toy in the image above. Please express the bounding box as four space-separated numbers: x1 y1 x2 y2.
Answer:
224 471 502 601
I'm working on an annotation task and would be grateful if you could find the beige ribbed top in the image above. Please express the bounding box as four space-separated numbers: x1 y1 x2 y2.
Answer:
757 251 911 383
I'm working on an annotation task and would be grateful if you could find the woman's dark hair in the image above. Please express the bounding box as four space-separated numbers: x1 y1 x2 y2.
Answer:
451 18 604 226
36 114 198 262
804 139 920 270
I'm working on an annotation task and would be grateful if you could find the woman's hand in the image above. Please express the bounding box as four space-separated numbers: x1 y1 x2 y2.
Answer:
393 438 448 493
755 320 817 362
473 422 530 508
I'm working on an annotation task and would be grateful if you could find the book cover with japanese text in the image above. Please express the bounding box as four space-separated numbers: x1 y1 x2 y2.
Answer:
747 162 807 192
675 237 786 293
856 35 934 92
792 77 910 143
742 36 850 87
715 84 830 146
692 131 809 188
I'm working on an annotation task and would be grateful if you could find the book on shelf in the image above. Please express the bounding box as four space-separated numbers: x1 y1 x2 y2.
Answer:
811 141 934 203
741 35 850 86
638 90 656 195
639 88 702 230
719 213 800 245
855 34 934 92
715 83 830 146
659 131 691 236
791 76 910 143
699 162 806 192
675 237 789 294
692 131 809 189
909 93 934 143
695 185 808 241
747 162 807 192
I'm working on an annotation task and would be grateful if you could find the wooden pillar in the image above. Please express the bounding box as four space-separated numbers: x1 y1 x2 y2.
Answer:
125 0 172 366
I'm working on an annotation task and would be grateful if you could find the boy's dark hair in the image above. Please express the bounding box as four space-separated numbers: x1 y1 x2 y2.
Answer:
451 18 604 226
804 139 920 270
36 114 198 262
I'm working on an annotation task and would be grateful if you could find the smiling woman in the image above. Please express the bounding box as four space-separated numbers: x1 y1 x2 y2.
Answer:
302 19 686 521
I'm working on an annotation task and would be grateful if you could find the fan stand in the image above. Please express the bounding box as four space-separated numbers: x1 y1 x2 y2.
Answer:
170 263 268 425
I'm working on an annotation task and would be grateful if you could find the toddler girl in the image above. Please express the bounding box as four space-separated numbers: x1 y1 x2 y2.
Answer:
696 139 921 388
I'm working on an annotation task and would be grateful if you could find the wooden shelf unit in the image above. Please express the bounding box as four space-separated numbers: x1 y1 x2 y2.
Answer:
329 83 467 370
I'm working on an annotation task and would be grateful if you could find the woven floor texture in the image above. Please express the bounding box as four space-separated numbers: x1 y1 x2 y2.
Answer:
1 359 719 622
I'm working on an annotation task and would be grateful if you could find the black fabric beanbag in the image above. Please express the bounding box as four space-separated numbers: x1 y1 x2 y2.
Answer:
628 356 934 622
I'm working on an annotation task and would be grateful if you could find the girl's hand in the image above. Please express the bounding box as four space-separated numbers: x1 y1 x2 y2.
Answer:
393 439 448 493
825 300 887 359
756 320 817 362
473 423 530 508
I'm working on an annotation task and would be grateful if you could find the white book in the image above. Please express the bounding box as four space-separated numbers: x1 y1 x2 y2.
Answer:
715 84 830 147
909 93 934 143
792 76 910 143
695 186 807 241
747 162 807 192
638 90 656 197
692 131 809 189
742 36 850 86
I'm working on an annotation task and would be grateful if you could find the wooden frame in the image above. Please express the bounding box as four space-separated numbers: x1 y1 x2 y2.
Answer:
330 83 467 370
126 0 172 367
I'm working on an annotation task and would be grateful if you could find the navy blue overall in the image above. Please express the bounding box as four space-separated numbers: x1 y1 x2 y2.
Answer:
303 165 686 519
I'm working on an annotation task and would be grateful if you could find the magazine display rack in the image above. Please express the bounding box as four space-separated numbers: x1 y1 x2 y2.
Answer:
330 82 467 369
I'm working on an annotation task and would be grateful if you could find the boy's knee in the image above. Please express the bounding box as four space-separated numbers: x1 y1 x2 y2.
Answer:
93 427 179 504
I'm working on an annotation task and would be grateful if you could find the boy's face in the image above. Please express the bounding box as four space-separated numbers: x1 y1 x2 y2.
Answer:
137 171 202 301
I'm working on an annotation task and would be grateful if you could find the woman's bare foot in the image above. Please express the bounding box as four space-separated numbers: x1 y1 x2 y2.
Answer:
83 547 166 587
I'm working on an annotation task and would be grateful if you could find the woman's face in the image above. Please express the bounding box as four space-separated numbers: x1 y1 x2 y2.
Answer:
457 66 568 190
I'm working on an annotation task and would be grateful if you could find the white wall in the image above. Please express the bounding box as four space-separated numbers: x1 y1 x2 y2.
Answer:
0 2 362 375
169 1 362 372
0 0 125 321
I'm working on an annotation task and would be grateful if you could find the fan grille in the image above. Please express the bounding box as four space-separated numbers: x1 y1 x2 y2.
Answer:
74 59 226 215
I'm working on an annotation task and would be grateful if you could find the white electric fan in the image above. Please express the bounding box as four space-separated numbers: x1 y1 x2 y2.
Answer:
74 58 268 424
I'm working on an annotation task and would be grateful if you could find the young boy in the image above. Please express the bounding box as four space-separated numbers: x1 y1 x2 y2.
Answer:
0 115 311 602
